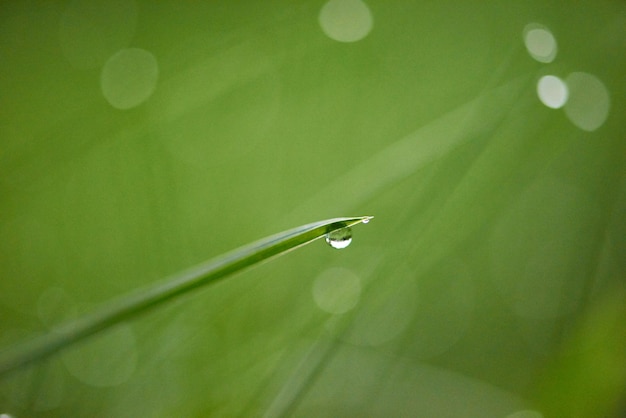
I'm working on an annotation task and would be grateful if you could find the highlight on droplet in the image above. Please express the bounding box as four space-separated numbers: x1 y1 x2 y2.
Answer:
523 23 557 63
100 48 159 109
319 0 373 43
563 72 610 132
537 75 568 109
325 226 353 249
312 267 361 314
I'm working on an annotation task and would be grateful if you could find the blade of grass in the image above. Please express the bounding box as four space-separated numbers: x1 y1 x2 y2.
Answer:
286 75 528 223
263 316 344 418
0 216 373 377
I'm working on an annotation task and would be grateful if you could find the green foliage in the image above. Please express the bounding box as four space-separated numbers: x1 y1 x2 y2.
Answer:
1 1 625 417
0 217 371 376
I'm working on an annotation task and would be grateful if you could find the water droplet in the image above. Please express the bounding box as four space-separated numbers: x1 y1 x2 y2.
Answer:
362 217 370 224
325 227 353 249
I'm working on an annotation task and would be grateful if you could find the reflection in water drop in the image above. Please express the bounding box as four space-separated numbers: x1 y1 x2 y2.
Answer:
564 72 610 132
319 0 373 43
537 75 568 109
361 217 371 224
523 23 557 63
326 227 353 249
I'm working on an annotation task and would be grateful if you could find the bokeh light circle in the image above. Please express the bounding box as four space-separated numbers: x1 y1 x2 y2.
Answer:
101 48 159 110
312 267 361 314
564 72 610 132
523 23 557 63
537 75 568 109
319 0 373 43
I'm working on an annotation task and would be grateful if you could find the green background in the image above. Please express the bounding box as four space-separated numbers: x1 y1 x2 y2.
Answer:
1 1 625 416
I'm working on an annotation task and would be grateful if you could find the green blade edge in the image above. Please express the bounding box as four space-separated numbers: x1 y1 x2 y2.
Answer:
0 216 373 376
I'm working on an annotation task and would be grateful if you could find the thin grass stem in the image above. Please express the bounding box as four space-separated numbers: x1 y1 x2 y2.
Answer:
0 216 372 377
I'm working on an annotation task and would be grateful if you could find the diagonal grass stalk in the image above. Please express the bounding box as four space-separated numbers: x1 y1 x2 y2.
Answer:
0 216 372 377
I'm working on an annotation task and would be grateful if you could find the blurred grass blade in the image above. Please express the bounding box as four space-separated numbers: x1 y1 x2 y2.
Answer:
287 76 527 221
264 317 344 418
0 216 373 376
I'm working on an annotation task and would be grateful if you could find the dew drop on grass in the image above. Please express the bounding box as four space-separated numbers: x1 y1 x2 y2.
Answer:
326 227 353 249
